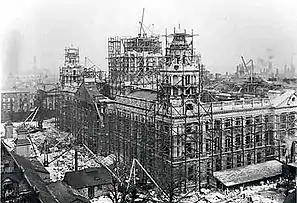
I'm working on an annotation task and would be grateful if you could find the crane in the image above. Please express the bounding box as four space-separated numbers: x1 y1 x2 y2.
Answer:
137 8 158 38
139 8 145 37
241 56 254 83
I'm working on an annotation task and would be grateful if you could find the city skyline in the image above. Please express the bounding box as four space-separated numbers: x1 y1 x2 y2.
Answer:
1 0 297 76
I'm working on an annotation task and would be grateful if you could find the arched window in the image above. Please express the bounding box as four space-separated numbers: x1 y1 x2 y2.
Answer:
173 87 179 96
173 75 178 84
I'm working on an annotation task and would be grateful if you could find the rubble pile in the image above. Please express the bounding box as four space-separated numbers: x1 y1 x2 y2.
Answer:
1 119 115 182
192 180 286 203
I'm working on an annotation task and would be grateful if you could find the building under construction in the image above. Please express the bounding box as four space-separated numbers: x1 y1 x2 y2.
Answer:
54 24 297 197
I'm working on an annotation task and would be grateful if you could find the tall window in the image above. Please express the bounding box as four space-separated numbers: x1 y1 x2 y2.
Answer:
205 140 211 152
280 113 287 129
226 156 232 169
235 118 241 126
188 165 195 181
247 153 252 165
235 135 241 150
214 137 220 152
205 121 209 131
256 133 262 146
214 120 221 130
257 151 262 163
216 157 221 171
225 137 232 152
245 135 252 148
173 87 178 96
185 75 191 85
237 153 242 167
173 75 178 84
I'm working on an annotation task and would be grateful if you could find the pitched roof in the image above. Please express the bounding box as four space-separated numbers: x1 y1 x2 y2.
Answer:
47 181 90 203
126 89 157 101
1 89 31 93
63 167 112 189
61 86 78 93
85 84 102 98
12 154 49 174
76 83 110 104
15 138 31 146
213 160 282 187
11 153 57 203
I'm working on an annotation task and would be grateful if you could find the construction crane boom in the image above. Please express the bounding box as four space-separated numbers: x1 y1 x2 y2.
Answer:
139 8 145 37
23 107 37 124
241 56 254 83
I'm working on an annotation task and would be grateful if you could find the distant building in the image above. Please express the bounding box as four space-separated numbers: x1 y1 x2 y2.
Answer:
1 86 59 123
1 89 35 122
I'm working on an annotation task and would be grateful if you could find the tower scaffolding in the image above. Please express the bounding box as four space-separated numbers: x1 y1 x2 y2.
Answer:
108 34 163 97
105 26 218 198
155 27 214 195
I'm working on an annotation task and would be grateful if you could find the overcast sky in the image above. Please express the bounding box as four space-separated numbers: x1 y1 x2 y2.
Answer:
1 0 297 75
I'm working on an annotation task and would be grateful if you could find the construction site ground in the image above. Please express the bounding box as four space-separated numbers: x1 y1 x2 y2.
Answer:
0 119 289 203
1 119 114 181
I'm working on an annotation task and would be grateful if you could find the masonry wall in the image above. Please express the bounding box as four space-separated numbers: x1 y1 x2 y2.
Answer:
56 90 296 193
104 103 293 192
105 107 172 183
